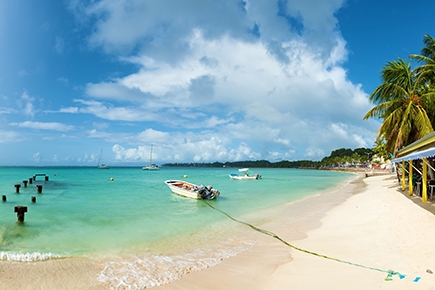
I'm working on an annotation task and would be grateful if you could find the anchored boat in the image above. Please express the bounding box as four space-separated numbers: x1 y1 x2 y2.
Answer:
97 149 109 169
164 180 220 200
229 168 261 180
143 144 159 170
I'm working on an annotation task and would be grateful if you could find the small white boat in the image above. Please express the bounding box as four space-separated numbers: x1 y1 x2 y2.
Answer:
229 168 261 180
97 149 109 169
143 144 159 170
143 164 159 170
164 180 220 200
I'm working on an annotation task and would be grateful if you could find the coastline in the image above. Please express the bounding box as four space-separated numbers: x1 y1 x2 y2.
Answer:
1 172 435 289
158 173 435 290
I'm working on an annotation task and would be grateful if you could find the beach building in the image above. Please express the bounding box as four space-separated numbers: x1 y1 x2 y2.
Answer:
392 131 435 203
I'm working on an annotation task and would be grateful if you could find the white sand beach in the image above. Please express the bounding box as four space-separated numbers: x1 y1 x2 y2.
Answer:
1 173 435 289
158 173 435 290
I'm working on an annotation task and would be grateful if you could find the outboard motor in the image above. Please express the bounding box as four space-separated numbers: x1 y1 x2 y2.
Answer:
197 185 209 199
198 184 216 199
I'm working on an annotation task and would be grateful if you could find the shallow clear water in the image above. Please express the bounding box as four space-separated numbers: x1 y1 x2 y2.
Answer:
0 167 352 259
0 167 354 287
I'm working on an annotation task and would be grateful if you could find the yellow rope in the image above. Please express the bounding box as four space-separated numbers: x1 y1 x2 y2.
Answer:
203 200 420 282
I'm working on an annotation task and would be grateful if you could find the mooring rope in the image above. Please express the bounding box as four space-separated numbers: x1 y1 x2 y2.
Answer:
203 200 421 282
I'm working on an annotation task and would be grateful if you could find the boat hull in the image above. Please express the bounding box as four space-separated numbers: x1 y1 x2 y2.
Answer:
229 175 257 180
143 165 159 170
164 180 220 200
229 173 260 180
229 168 261 180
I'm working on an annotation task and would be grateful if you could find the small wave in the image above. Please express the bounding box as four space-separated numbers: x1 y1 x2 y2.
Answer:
0 251 64 262
97 240 254 289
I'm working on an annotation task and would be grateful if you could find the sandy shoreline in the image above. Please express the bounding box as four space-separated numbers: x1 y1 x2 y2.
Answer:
158 173 435 290
1 173 435 289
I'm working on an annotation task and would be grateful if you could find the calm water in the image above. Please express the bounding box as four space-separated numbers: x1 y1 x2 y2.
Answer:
0 167 353 287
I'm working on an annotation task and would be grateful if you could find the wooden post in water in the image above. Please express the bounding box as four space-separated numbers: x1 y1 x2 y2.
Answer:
2 195 6 202
36 185 42 194
23 180 28 187
14 206 27 223
28 178 33 184
31 196 36 203
14 184 21 193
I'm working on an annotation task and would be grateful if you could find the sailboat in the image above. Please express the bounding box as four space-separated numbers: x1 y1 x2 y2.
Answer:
97 148 109 169
142 144 159 170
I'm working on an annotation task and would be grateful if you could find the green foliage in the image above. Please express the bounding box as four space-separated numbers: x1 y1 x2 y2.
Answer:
372 138 389 161
163 148 373 168
364 34 435 154
330 148 353 158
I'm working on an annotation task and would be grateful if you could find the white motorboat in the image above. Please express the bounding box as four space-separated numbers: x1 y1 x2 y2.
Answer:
164 180 220 200
229 168 261 180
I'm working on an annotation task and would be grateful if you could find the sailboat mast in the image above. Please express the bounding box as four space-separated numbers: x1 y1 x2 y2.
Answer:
149 144 153 166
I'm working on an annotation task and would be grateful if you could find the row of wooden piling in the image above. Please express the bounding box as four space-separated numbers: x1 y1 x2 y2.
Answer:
14 184 43 193
2 195 36 202
2 174 50 223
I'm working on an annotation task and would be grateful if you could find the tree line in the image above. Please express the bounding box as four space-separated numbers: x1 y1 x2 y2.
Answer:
163 147 375 169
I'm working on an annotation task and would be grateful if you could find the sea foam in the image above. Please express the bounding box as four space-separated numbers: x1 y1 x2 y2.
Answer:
97 240 254 289
0 251 63 262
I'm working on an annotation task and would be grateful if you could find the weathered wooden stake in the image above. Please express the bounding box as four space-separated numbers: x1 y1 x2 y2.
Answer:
14 206 27 223
31 196 36 203
45 176 49 182
2 195 6 202
23 180 28 187
15 184 21 193
36 185 42 193
28 178 33 184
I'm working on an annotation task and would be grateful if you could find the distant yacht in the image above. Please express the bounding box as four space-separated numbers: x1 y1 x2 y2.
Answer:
98 148 109 169
143 144 159 170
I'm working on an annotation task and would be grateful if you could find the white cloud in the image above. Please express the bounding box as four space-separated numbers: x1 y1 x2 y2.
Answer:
137 129 170 143
59 107 79 113
61 0 378 163
73 99 160 122
17 91 36 117
9 121 74 132
32 152 41 163
57 77 69 84
0 130 25 143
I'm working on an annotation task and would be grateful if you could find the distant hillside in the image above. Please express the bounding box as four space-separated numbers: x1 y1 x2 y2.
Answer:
162 159 320 168
162 147 374 169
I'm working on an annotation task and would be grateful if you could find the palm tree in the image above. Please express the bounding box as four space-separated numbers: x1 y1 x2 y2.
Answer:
363 58 434 155
372 138 389 161
410 34 435 80
409 34 435 128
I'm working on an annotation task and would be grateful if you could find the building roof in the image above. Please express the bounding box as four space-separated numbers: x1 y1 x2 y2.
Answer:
394 131 435 158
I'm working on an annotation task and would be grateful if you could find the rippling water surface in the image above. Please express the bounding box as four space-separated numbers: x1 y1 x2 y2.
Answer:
0 166 353 287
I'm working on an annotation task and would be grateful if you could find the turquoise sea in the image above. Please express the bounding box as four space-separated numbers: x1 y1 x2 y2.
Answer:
0 167 353 287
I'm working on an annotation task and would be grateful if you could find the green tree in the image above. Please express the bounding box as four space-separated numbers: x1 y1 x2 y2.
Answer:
372 138 389 161
351 152 361 164
363 58 434 155
409 34 435 128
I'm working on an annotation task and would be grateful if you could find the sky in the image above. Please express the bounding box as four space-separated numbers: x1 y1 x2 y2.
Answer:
0 0 434 166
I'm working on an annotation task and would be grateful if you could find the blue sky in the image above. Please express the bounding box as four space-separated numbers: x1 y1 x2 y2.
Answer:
0 0 434 166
